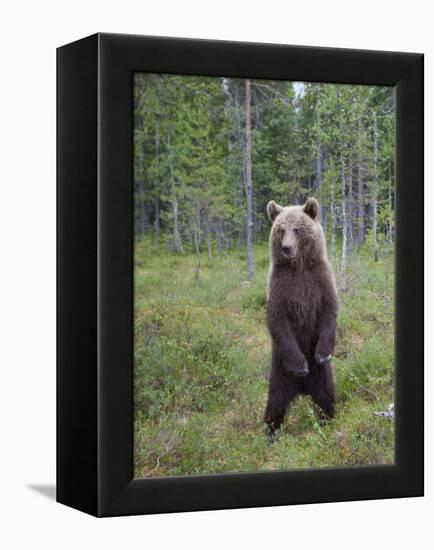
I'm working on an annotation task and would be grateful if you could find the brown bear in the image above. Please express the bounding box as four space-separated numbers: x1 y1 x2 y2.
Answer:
264 197 338 438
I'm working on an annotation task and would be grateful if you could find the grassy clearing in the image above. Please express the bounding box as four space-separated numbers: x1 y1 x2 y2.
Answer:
134 239 394 477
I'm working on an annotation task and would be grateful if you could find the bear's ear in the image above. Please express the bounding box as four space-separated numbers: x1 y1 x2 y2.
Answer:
267 200 283 222
303 197 319 220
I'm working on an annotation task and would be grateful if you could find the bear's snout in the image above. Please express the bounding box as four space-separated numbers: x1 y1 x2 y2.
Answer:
282 245 294 257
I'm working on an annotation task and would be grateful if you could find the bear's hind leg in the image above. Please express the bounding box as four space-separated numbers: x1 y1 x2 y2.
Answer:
306 363 336 420
264 365 298 439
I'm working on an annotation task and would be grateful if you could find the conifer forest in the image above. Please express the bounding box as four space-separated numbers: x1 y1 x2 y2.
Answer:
133 74 395 477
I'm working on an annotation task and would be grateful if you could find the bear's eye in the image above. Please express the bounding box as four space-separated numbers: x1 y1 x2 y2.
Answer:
293 227 299 234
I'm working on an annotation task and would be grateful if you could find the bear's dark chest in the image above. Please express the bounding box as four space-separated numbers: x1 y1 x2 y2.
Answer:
271 267 323 331
289 273 321 320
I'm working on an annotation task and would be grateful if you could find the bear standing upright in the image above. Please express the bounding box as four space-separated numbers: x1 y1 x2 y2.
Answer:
264 197 338 437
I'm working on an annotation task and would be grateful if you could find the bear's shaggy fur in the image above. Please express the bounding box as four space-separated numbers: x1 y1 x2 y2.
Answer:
264 197 338 437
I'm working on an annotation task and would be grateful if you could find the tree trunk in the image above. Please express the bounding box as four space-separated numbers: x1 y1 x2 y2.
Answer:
372 111 379 262
193 210 201 283
233 80 245 246
153 117 161 246
171 197 183 253
388 175 393 244
205 214 213 261
347 149 354 255
167 135 183 253
330 187 336 260
136 179 146 240
340 154 347 273
137 134 148 240
215 222 223 253
315 86 322 193
357 118 365 244
244 79 254 279
372 197 378 261
322 208 327 241
153 197 160 246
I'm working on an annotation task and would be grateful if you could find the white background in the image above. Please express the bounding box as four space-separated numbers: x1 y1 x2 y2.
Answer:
0 0 431 548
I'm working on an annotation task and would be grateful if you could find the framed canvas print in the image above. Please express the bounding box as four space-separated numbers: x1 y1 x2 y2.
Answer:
57 33 423 517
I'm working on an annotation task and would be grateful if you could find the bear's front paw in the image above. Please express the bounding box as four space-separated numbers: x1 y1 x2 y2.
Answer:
284 357 309 377
297 360 310 377
315 349 332 366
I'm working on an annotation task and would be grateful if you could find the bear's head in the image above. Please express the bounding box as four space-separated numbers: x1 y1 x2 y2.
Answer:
266 197 326 267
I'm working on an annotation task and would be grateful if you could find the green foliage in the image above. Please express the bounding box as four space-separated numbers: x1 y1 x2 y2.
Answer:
134 306 244 417
134 242 394 477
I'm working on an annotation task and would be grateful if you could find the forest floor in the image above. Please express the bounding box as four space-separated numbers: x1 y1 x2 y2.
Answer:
133 240 394 477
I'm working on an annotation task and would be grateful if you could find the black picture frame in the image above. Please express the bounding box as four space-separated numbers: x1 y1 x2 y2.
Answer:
57 33 424 517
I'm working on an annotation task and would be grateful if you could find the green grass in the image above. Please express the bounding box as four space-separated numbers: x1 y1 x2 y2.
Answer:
134 239 394 477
